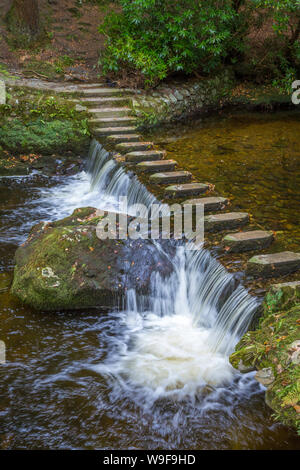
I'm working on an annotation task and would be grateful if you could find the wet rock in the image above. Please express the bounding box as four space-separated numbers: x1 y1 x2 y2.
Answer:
255 368 275 387
184 196 229 212
205 212 249 232
164 183 209 198
223 230 274 253
150 171 192 185
247 252 300 278
11 207 174 311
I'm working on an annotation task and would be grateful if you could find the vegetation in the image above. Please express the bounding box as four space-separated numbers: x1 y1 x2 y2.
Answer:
230 283 300 434
99 0 300 87
0 88 90 173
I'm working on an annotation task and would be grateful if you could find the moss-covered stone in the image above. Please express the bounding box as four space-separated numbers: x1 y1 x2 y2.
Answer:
0 87 90 169
11 207 174 311
230 281 300 434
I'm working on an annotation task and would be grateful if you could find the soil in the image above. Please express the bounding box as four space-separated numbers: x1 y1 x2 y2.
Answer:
0 0 115 81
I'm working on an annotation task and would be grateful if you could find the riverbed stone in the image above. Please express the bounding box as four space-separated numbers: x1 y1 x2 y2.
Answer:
246 252 300 278
136 160 177 173
184 196 229 212
255 368 275 387
125 150 165 163
89 107 132 118
165 183 210 198
11 207 174 311
90 117 137 128
223 230 274 253
116 142 154 153
107 134 141 144
150 171 192 185
205 212 249 232
94 127 137 137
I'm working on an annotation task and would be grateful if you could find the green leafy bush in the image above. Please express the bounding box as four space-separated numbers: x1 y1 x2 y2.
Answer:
99 0 238 86
99 0 300 87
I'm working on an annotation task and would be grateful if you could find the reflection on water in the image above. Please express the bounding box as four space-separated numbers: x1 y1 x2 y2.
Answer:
146 110 300 252
0 112 300 449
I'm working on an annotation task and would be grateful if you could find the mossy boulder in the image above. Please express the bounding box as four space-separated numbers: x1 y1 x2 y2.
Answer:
11 207 174 311
230 281 300 434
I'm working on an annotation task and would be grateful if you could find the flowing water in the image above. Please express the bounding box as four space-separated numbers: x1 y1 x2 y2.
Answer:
0 118 300 449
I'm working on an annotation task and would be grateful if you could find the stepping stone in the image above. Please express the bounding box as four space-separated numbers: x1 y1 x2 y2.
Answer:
81 96 131 107
165 183 209 198
150 171 192 185
136 160 177 173
125 150 166 163
107 134 141 144
88 107 132 117
80 88 134 96
184 196 229 212
94 127 137 136
246 252 300 278
89 117 137 128
116 142 154 153
205 212 249 232
77 83 104 88
222 230 274 253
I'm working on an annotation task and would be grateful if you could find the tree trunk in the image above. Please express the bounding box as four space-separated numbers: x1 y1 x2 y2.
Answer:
7 0 39 36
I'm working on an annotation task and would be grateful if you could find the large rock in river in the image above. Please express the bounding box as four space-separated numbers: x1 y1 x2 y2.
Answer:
11 207 174 311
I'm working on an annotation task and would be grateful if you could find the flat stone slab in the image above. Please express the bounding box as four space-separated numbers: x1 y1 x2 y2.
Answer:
88 107 132 117
107 134 141 144
125 150 165 163
205 212 249 232
165 183 209 198
184 196 229 212
223 230 274 253
116 142 154 153
81 88 134 96
150 171 192 185
136 160 177 173
81 97 130 106
89 117 137 128
247 251 300 278
94 127 137 136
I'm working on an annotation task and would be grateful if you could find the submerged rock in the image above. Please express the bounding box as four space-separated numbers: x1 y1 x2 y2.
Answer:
230 281 300 434
11 207 174 311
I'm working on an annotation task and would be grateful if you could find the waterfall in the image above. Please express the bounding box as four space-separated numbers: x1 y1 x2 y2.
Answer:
87 139 169 216
87 139 260 398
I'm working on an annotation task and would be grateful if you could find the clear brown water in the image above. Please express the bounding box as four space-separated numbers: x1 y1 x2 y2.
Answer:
146 110 300 253
0 112 300 450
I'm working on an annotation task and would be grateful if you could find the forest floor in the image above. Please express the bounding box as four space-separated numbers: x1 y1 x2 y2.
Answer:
0 0 115 82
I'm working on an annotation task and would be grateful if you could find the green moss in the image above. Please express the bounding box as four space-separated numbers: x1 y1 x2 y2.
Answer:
0 89 90 158
230 283 300 433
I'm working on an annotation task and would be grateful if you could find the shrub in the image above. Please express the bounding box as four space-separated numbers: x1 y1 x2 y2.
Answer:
99 0 300 87
99 0 238 87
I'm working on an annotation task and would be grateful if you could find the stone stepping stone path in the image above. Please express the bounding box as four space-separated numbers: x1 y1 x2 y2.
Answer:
150 171 192 185
67 81 300 282
90 117 137 128
223 230 274 253
81 97 131 107
246 252 300 278
95 127 138 137
88 107 133 118
165 183 210 198
184 196 229 212
116 142 154 153
136 160 177 173
107 134 142 144
205 212 250 232
125 150 166 163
